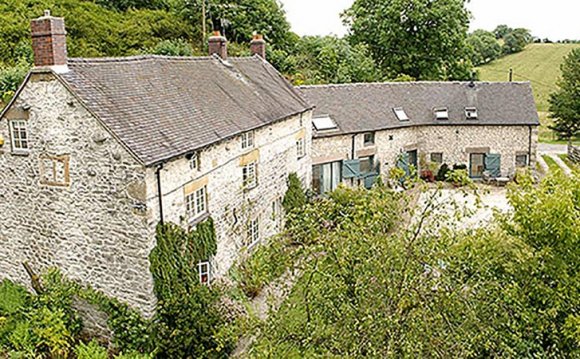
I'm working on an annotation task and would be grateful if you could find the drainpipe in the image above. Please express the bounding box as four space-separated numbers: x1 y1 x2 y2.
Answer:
156 164 164 225
528 125 533 166
351 134 356 186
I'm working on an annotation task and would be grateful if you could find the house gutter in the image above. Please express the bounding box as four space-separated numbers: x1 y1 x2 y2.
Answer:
156 164 165 225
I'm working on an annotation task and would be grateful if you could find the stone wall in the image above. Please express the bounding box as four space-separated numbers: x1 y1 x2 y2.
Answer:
313 124 538 180
0 73 156 315
145 111 313 277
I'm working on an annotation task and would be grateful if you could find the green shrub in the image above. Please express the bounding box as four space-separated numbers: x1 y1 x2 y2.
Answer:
236 237 294 298
0 280 29 316
283 173 307 214
150 39 193 57
445 169 473 187
74 339 108 359
436 163 450 181
29 307 73 358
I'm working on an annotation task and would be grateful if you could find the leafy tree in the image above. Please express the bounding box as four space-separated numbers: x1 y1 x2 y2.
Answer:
290 36 380 85
466 29 502 66
493 24 512 39
502 28 532 54
282 173 307 213
150 39 193 56
549 48 580 139
343 0 472 80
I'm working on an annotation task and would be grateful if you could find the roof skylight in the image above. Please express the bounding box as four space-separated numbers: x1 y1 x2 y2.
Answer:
465 107 478 120
312 115 338 131
434 107 449 120
393 107 410 121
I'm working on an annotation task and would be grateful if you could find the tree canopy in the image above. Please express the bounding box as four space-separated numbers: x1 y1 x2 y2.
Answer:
549 48 580 139
467 30 502 66
343 0 473 80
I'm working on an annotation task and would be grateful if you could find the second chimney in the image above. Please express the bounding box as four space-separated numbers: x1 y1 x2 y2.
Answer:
250 34 266 59
208 31 227 60
31 10 68 71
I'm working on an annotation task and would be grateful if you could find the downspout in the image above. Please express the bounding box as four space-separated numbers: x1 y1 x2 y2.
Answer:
528 125 533 166
156 164 164 225
351 134 356 186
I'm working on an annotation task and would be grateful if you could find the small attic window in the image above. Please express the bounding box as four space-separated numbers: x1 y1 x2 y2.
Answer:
465 107 478 120
434 108 449 120
393 107 409 121
312 115 338 131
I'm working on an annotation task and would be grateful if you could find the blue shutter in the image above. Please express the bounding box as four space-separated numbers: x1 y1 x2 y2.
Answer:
485 154 501 177
364 173 379 189
342 159 361 179
397 153 410 176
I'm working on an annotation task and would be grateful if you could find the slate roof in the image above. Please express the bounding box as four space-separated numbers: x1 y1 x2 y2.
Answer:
298 82 539 137
57 55 311 166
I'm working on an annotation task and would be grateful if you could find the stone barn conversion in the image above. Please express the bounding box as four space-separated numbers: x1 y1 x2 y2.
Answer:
0 12 312 315
299 82 539 194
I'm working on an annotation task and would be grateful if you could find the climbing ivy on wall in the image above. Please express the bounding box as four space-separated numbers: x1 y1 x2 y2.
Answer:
149 219 217 300
282 173 307 214
149 218 235 357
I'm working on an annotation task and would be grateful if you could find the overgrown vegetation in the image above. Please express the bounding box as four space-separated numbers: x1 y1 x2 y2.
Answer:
249 172 580 357
549 48 580 140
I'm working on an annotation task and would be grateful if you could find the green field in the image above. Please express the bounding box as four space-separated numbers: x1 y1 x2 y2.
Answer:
478 43 580 143
478 43 580 111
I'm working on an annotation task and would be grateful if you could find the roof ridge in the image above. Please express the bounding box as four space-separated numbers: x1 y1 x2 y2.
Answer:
297 81 530 89
68 55 220 64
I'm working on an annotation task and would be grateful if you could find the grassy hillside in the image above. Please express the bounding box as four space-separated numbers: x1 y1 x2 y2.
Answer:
478 43 580 143
478 43 580 111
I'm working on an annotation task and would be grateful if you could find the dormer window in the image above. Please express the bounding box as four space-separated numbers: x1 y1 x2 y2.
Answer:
434 108 449 120
312 115 338 131
465 107 478 120
393 107 409 121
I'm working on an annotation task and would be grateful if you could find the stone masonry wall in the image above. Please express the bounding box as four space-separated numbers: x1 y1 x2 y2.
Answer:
0 73 156 315
145 111 313 277
313 124 537 181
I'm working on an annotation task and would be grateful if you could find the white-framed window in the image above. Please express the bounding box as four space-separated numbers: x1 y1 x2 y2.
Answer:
198 261 211 285
393 107 409 121
9 120 29 152
296 137 306 159
185 185 207 221
246 218 259 247
363 132 375 147
430 152 443 164
516 154 529 168
241 131 254 149
242 161 257 189
272 197 283 230
434 107 449 120
189 152 200 171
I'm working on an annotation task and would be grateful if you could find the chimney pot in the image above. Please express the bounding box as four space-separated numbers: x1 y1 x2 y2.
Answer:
31 11 68 71
208 32 227 60
250 34 266 59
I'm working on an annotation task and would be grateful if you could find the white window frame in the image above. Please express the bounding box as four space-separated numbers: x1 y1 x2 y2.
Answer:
241 131 254 150
515 154 529 168
272 196 283 229
363 132 375 147
246 218 260 247
434 108 449 120
198 261 211 285
393 107 409 122
296 137 306 159
9 120 29 153
185 185 208 221
189 152 200 171
243 161 258 189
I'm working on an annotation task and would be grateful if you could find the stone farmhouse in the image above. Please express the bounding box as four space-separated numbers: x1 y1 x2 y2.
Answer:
0 12 539 315
0 12 312 315
299 83 539 194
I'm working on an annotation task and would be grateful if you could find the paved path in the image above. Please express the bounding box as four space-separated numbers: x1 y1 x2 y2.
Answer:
538 142 567 155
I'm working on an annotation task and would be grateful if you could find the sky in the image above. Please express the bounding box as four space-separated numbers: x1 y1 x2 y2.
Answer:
279 0 580 41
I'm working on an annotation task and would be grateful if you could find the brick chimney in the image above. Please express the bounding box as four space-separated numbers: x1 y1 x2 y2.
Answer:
31 10 68 72
208 31 227 60
250 34 266 59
